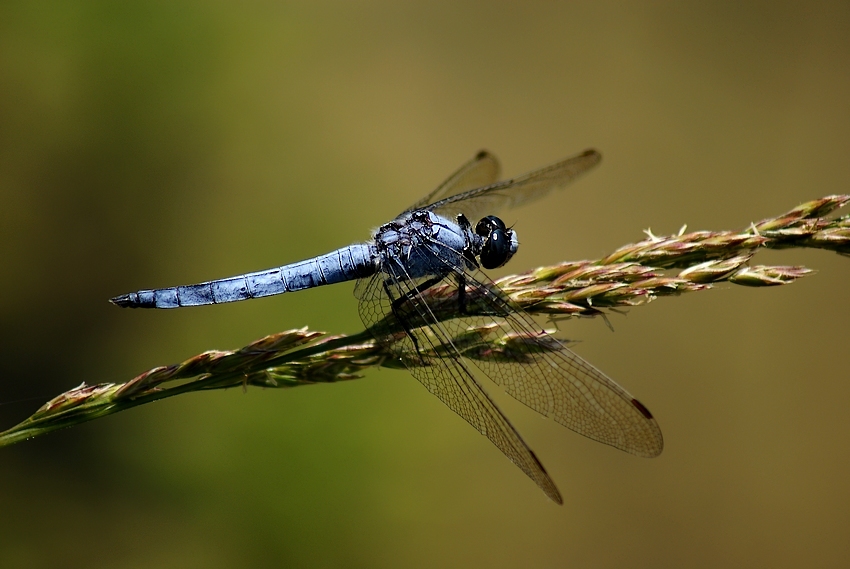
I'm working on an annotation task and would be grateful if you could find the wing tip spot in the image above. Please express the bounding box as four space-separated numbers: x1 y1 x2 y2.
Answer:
631 398 654 419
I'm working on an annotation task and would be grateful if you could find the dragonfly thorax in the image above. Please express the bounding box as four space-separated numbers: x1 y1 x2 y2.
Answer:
374 210 470 280
371 210 518 281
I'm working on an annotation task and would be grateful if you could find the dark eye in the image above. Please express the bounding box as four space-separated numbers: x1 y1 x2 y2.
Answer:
475 215 506 237
480 228 511 269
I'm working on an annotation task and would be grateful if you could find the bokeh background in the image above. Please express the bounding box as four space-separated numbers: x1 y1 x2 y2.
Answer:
2 2 849 567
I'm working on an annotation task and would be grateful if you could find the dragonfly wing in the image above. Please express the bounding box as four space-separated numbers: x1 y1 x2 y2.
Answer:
356 250 663 458
401 151 501 215
354 271 563 504
427 149 601 222
448 268 664 458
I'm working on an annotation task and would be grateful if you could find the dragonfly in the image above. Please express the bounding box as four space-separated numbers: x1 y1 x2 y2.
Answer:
111 149 663 504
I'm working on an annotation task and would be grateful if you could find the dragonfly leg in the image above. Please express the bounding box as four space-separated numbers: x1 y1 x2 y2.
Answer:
456 272 469 315
382 279 424 364
388 274 445 313
383 274 445 365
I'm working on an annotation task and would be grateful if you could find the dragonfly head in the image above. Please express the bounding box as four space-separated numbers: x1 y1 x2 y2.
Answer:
475 215 519 269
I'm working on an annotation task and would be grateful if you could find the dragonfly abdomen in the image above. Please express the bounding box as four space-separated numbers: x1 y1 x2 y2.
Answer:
110 244 377 309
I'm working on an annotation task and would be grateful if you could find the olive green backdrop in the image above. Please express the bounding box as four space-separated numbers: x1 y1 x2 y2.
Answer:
2 2 849 568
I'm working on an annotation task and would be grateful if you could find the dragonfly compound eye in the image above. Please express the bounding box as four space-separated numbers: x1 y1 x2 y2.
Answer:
480 227 519 269
475 215 507 237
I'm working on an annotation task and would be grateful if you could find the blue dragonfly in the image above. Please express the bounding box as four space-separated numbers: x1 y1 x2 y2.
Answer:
111 149 663 503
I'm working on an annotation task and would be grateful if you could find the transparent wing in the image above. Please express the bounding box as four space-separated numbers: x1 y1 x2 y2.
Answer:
442 268 664 458
402 150 501 215
354 269 563 504
426 149 601 222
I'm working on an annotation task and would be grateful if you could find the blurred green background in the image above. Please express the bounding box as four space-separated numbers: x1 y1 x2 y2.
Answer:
2 1 849 567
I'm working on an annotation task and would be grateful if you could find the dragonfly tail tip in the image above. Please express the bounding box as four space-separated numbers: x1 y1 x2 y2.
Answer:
109 294 135 308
